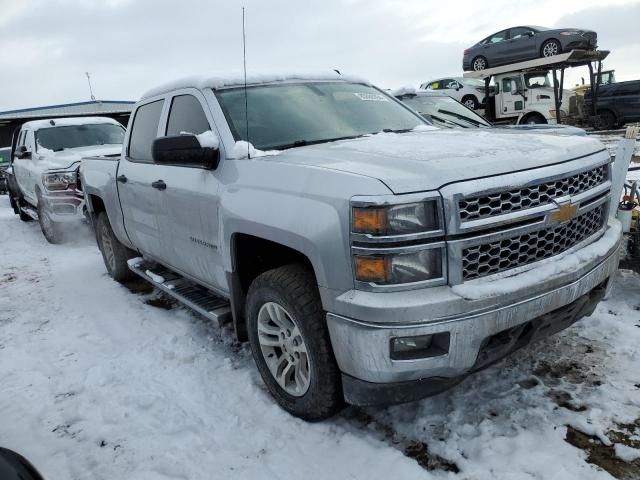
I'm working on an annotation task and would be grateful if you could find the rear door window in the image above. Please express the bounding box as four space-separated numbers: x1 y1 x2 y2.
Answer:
166 94 210 136
489 30 508 43
442 79 458 89
128 100 165 162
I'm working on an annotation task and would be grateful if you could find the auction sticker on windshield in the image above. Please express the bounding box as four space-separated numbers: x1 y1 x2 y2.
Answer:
353 92 389 101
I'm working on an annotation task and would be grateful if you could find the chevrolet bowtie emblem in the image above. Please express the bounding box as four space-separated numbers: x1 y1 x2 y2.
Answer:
550 202 578 223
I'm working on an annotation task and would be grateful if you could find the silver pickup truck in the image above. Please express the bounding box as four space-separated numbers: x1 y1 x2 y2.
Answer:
81 74 622 421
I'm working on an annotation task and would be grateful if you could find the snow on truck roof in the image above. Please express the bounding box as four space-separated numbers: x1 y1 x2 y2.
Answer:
140 72 370 100
22 116 122 130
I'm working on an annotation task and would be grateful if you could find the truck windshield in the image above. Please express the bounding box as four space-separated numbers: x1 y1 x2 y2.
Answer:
215 81 426 150
400 95 491 129
36 124 124 152
524 73 551 89
460 78 485 88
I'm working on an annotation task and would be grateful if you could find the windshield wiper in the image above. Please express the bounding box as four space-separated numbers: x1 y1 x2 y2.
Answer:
53 147 66 152
381 128 414 133
429 114 467 128
273 134 366 151
438 109 485 127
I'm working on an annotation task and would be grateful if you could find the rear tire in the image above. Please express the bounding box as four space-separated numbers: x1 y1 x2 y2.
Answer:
472 56 487 71
9 194 19 214
95 212 136 282
37 199 63 244
17 199 33 222
596 110 616 130
462 95 479 110
10 185 33 221
246 264 343 421
541 39 561 58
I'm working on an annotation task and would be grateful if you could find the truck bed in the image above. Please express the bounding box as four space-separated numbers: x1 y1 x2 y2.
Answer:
80 154 125 237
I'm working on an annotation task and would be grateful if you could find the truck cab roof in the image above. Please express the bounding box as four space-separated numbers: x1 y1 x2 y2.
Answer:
19 116 123 132
140 72 369 100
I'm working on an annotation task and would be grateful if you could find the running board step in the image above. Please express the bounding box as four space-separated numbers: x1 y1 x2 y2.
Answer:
127 258 232 325
21 205 38 220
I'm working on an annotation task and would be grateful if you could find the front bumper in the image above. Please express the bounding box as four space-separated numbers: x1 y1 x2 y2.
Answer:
327 221 621 404
42 189 85 222
564 38 597 51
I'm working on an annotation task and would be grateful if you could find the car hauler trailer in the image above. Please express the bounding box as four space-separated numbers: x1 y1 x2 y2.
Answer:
463 49 609 127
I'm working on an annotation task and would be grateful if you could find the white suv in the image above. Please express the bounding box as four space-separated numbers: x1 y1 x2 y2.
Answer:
419 77 487 110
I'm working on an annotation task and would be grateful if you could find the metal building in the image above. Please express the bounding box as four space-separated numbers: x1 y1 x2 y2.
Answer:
0 100 135 147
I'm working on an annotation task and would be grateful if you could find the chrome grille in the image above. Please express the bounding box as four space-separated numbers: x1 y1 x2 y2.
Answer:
462 205 605 281
458 165 606 222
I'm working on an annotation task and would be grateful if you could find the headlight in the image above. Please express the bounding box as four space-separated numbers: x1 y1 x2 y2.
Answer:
43 171 77 191
559 31 580 36
352 201 440 236
353 247 444 285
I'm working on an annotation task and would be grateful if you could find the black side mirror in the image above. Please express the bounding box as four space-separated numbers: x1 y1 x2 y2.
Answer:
152 135 219 170
16 145 31 160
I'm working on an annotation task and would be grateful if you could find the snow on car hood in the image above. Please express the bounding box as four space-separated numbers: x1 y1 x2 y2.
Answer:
268 129 607 194
36 144 122 171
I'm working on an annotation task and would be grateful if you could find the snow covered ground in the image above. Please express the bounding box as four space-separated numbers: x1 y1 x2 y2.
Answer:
0 201 639 480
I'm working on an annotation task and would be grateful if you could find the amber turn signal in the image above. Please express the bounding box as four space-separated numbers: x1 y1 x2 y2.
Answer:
354 255 390 283
352 207 387 235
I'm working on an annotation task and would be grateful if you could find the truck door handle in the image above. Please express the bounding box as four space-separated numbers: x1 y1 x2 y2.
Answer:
151 180 167 190
117 174 127 183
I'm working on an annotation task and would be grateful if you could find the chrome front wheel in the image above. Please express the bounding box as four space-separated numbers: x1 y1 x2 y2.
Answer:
246 264 343 421
257 302 311 397
542 40 561 57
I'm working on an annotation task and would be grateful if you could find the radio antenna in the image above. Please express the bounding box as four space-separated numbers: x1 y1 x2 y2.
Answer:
242 7 250 159
85 72 96 101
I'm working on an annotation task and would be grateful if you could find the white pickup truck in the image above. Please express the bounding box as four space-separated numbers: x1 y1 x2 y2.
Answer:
7 117 124 243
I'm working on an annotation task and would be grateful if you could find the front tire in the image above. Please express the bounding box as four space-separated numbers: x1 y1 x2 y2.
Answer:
37 199 63 244
462 95 479 110
95 212 136 282
246 264 343 421
541 39 561 58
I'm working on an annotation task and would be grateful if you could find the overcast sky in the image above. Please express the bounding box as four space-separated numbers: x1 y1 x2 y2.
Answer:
1 0 639 110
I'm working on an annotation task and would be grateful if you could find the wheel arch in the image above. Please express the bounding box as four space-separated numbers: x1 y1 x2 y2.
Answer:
228 232 321 342
518 111 548 125
596 107 619 120
461 94 479 107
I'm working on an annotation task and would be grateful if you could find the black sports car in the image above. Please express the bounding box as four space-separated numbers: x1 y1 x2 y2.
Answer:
463 26 597 71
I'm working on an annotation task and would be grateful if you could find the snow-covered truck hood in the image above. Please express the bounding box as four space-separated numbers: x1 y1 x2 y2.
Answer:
267 129 606 194
37 144 122 171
